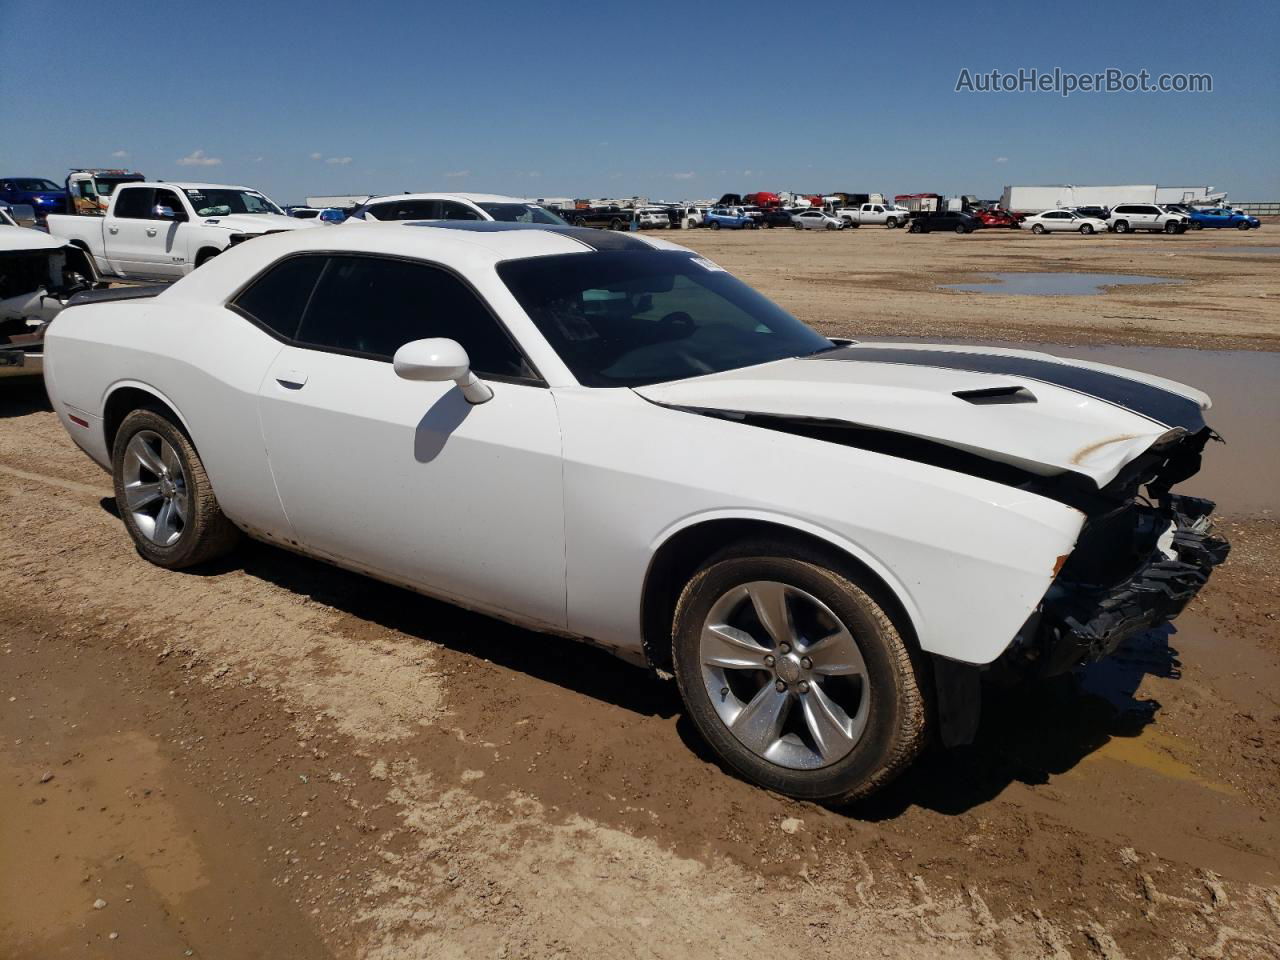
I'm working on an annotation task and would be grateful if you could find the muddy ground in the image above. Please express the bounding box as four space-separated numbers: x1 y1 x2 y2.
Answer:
2 228 1279 959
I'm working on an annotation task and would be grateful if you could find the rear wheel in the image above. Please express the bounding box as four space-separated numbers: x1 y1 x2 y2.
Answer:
672 546 926 803
111 408 240 569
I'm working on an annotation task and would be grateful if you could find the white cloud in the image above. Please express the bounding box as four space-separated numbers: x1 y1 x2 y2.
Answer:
111 149 129 159
742 169 753 176
310 152 323 160
995 156 1009 164
444 169 470 178
177 149 222 167
251 155 264 163
672 171 696 180
325 156 353 165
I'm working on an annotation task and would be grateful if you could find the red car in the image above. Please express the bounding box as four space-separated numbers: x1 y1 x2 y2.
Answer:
973 208 1021 228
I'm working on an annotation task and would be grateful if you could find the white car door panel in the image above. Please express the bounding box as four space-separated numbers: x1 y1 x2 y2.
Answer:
258 348 567 628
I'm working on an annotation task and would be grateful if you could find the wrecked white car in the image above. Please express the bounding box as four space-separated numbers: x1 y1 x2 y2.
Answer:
43 223 1229 801
0 220 99 378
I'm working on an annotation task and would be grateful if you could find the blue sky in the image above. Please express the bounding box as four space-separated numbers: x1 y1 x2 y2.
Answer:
3 0 1277 204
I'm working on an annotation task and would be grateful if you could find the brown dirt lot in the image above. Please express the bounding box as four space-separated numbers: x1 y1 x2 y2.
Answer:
2 228 1279 958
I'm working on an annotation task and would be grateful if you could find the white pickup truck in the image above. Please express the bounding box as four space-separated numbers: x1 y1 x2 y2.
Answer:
834 202 911 229
45 181 314 281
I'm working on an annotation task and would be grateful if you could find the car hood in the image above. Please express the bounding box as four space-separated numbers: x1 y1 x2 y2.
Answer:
196 213 317 233
0 224 70 253
633 341 1212 487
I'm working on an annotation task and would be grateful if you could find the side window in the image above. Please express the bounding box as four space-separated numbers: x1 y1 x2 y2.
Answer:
294 256 533 379
151 188 186 220
113 188 153 219
230 255 327 339
439 201 481 221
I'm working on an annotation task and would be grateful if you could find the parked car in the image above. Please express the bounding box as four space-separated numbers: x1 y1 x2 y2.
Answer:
564 206 633 230
1071 206 1111 222
1 223 97 377
43 221 1228 802
670 205 709 229
0 177 67 220
758 207 799 228
704 206 756 229
907 211 979 233
1021 210 1109 235
351 193 568 226
0 202 37 229
1186 207 1261 230
45 181 314 281
836 203 909 228
634 207 671 229
792 209 847 231
1107 204 1189 234
972 208 1021 229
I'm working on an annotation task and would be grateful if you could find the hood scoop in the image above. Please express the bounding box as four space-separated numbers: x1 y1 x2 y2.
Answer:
953 386 1037 405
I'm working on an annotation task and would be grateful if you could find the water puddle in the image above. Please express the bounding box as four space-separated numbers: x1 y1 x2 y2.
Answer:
940 272 1183 296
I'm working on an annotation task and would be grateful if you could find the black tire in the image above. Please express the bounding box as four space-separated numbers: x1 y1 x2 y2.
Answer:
908 221 922 233
1191 221 1203 230
954 224 966 234
671 544 927 803
1165 221 1179 234
610 218 623 231
827 222 837 231
710 220 721 230
1237 220 1251 230
111 407 240 569
1080 224 1094 235
885 217 897 229
793 222 802 230
1113 220 1129 233
1031 223 1045 234
194 247 220 267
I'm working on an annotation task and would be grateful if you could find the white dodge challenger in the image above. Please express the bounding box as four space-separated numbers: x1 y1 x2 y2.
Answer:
43 222 1228 802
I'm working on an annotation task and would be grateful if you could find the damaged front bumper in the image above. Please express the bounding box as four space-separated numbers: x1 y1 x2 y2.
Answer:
1007 494 1230 678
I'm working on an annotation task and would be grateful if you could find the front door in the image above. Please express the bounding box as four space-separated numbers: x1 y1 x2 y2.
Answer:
255 253 568 630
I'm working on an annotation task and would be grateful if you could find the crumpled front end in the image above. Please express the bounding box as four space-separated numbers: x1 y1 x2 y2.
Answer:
1000 419 1230 680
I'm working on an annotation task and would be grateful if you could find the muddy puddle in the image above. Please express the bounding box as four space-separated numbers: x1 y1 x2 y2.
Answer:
940 272 1183 296
868 339 1279 516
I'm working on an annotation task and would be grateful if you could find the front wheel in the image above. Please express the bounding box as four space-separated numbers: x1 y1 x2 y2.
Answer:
111 407 240 569
1165 221 1179 234
908 222 922 233
710 220 721 230
954 224 967 234
1113 220 1130 233
1080 224 1094 235
1237 220 1251 230
672 548 926 802
885 218 897 228
1191 221 1204 230
1031 223 1045 234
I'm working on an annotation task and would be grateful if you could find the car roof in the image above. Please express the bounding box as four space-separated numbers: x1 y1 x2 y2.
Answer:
361 192 538 205
163 222 693 304
125 181 260 191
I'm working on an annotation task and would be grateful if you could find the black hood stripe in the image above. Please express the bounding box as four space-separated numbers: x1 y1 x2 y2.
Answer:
816 346 1205 431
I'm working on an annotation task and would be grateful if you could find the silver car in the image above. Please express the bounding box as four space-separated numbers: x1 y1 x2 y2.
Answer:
791 209 846 231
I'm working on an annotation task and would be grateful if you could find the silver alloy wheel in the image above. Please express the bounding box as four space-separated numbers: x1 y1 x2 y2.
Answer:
699 580 871 770
121 429 189 547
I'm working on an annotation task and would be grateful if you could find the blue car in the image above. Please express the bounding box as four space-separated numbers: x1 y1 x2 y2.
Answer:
0 177 68 217
703 205 757 230
1187 207 1261 230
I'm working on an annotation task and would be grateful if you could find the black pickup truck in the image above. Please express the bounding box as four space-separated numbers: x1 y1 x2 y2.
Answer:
564 206 632 230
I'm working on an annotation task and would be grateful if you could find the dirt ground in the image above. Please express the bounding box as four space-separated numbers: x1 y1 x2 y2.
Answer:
3 228 1279 959
676 221 1280 351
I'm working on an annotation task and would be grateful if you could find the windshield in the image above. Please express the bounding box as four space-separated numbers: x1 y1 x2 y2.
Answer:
497 251 834 387
183 188 283 217
477 202 567 225
12 178 61 192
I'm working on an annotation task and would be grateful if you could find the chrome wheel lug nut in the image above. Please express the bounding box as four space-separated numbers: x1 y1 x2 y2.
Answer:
779 643 791 654
801 657 812 670
764 655 775 667
798 681 810 694
774 680 787 693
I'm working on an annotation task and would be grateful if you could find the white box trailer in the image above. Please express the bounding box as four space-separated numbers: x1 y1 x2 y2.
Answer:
1001 185 1157 213
305 195 372 210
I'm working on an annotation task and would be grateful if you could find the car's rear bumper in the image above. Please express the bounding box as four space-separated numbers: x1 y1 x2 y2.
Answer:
1011 494 1229 677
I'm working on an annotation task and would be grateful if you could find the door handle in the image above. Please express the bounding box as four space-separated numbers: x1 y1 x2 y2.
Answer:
146 228 157 237
108 226 119 234
275 369 309 389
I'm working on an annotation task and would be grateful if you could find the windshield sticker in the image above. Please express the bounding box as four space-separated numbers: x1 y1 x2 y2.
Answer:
689 256 725 272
